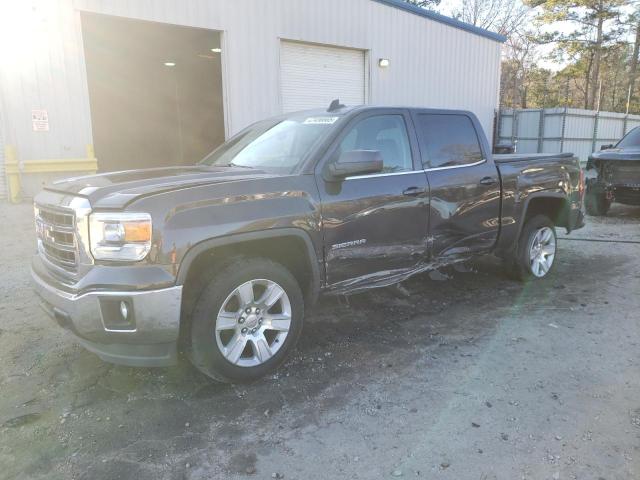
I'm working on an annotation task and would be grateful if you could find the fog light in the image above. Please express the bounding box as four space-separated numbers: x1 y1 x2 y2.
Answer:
99 298 136 331
120 301 129 320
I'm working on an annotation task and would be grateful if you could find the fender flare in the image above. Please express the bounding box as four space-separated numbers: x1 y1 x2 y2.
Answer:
513 190 569 245
175 228 322 302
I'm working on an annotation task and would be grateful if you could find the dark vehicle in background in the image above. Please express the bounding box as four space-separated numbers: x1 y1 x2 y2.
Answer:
31 103 585 383
586 126 640 216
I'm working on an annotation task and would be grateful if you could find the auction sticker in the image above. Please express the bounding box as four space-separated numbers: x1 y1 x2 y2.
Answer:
303 116 339 125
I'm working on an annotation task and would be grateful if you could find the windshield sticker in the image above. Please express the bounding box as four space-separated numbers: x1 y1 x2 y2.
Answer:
303 116 339 125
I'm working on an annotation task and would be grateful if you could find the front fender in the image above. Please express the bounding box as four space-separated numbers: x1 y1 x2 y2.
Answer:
175 228 322 306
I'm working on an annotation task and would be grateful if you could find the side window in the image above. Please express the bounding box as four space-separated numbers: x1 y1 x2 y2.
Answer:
336 115 413 174
416 114 484 168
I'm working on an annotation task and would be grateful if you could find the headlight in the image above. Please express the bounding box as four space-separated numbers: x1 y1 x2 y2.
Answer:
89 212 152 261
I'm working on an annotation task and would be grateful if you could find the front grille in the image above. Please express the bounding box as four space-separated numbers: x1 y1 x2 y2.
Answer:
35 204 78 271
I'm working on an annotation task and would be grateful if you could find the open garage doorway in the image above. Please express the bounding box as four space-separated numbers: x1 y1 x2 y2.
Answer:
81 13 225 172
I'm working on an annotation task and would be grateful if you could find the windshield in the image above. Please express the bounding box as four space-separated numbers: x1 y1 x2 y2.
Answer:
200 114 341 173
616 127 640 149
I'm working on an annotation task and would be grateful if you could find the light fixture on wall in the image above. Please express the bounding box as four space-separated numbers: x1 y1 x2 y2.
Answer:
164 61 176 67
210 48 222 53
378 58 390 68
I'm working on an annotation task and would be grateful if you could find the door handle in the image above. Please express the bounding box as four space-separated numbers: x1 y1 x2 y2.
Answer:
479 176 497 186
402 186 425 197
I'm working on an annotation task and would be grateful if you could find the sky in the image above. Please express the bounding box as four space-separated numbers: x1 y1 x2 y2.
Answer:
436 0 635 72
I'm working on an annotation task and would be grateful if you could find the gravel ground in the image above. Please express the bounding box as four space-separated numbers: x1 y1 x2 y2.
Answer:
0 202 639 480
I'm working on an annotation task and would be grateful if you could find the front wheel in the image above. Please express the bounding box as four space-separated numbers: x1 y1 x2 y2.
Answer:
506 214 557 281
187 257 304 383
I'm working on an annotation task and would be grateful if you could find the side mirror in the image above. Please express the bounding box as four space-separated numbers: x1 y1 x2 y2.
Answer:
325 150 384 180
600 144 614 151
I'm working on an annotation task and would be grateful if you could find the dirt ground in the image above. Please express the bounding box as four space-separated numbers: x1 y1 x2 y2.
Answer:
0 202 639 480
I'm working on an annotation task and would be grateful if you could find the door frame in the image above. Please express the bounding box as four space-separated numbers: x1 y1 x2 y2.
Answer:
409 109 500 256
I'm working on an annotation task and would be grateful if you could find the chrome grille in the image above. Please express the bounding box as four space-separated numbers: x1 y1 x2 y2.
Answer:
35 204 78 271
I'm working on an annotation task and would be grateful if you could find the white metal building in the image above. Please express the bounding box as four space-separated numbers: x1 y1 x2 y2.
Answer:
0 0 505 202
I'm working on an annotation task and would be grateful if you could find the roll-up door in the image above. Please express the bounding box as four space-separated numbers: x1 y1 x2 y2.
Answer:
280 41 366 112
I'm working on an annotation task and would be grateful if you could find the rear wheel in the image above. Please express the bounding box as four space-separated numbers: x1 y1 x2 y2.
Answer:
187 257 304 383
506 214 557 281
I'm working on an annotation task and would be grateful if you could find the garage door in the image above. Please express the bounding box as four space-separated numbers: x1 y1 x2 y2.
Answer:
280 41 366 113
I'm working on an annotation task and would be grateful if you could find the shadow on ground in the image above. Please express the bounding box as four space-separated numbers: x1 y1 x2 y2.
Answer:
0 202 635 480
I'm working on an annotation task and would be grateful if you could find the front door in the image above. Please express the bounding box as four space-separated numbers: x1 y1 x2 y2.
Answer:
412 111 501 257
316 110 430 289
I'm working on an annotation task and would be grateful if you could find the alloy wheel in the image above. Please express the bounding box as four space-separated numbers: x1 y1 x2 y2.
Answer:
215 279 292 367
528 226 556 278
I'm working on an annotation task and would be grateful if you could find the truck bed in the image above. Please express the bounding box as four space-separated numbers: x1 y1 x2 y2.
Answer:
492 150 583 256
494 152 575 164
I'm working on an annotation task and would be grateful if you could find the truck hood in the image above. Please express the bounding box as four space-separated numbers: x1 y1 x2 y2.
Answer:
44 165 277 209
590 147 640 161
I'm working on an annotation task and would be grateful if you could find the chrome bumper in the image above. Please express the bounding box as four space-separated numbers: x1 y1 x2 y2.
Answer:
31 265 182 367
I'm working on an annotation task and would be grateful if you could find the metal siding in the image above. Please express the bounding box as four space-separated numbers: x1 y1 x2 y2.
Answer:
627 119 640 133
597 112 626 141
516 140 539 154
75 0 502 138
543 114 563 138
0 0 93 162
516 110 541 138
280 41 365 113
2 0 502 177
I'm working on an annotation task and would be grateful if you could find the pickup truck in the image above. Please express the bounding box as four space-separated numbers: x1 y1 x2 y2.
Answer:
585 126 640 216
32 104 585 382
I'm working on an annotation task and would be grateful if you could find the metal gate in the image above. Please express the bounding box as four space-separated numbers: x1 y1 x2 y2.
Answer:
496 108 640 164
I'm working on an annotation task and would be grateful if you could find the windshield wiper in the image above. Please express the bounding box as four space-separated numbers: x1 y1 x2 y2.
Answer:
226 162 255 169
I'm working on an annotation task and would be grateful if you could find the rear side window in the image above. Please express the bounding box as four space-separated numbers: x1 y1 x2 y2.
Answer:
416 114 484 169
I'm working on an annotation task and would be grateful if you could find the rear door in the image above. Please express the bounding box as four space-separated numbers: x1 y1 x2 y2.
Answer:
316 109 430 288
412 111 501 257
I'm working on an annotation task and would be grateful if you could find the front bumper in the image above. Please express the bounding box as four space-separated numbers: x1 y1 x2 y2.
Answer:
31 262 183 367
610 186 640 205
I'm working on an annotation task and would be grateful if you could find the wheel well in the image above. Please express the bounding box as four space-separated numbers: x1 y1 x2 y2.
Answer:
180 235 317 329
524 196 569 228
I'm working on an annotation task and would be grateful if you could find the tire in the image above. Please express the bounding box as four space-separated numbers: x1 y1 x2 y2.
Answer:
585 181 611 216
506 214 558 281
187 257 304 383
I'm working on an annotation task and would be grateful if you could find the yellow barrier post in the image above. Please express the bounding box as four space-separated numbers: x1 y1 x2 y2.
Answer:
4 144 98 203
5 145 22 203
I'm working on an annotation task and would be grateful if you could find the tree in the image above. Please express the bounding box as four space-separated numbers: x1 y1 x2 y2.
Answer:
622 5 640 113
500 30 540 107
453 0 530 36
527 0 626 110
403 0 441 8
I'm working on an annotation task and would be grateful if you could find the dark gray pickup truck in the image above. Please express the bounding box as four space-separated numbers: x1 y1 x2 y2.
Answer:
32 104 585 382
586 126 640 216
